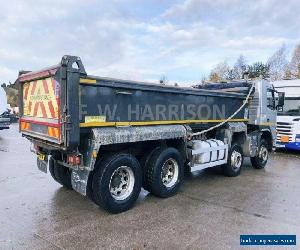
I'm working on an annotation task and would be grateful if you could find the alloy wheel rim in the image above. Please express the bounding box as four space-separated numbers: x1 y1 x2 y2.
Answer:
259 146 268 162
161 158 179 188
109 166 135 201
231 150 242 170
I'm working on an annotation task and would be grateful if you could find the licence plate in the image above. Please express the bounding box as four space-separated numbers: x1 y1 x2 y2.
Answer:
38 153 45 161
280 136 289 143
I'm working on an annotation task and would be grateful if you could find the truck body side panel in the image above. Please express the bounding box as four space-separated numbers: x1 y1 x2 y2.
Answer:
79 77 249 128
18 56 251 152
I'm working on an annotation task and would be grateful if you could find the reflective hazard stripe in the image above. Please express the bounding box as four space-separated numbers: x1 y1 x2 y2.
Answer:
23 77 59 119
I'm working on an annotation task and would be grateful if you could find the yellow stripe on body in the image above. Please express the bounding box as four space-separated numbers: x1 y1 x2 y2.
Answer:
80 119 248 128
259 122 275 126
80 78 97 84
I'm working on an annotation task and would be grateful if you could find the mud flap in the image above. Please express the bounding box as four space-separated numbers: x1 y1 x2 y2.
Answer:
37 156 48 173
71 169 90 196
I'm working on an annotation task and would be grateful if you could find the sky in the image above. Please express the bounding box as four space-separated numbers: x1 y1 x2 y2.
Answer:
0 0 299 85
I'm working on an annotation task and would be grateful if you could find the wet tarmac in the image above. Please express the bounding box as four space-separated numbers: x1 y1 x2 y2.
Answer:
0 124 299 249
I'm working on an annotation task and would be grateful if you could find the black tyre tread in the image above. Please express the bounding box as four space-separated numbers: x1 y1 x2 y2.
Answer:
141 147 161 190
251 139 268 169
54 162 73 189
92 153 142 213
92 153 121 207
86 152 115 203
222 144 243 177
144 147 183 198
49 157 72 189
49 157 58 181
184 160 191 175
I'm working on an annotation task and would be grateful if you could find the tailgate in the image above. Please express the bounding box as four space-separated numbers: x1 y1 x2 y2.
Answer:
18 55 87 150
19 68 62 144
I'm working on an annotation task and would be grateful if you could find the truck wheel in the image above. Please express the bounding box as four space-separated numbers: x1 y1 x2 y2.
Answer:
144 147 184 198
92 153 142 213
49 157 58 181
251 139 269 169
140 147 160 190
184 160 191 175
49 157 72 189
222 144 243 177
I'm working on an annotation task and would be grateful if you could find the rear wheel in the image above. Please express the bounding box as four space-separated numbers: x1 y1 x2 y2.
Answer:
92 153 142 213
222 144 243 177
140 147 160 190
251 139 269 169
49 157 72 189
49 157 58 181
144 147 184 198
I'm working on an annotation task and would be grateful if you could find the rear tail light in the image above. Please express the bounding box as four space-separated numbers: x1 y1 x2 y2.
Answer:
48 126 59 138
67 155 81 165
20 121 30 130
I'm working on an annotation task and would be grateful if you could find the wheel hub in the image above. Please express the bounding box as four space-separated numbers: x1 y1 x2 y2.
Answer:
111 175 122 187
109 166 134 201
259 146 268 162
231 150 242 170
161 158 179 188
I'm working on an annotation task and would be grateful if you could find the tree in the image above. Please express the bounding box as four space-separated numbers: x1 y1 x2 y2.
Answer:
209 72 220 82
248 62 270 79
290 43 300 78
1 84 19 108
232 55 247 79
267 45 288 81
209 61 230 82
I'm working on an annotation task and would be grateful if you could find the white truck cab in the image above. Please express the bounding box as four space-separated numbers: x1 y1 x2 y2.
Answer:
273 79 300 150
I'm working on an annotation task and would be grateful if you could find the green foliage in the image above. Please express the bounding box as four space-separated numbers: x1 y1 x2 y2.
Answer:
247 62 270 79
1 83 19 107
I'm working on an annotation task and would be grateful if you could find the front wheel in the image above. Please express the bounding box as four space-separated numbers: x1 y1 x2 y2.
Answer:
92 153 142 213
222 144 243 177
251 139 269 169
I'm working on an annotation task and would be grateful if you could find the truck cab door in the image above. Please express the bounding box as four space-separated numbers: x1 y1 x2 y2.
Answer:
264 85 277 147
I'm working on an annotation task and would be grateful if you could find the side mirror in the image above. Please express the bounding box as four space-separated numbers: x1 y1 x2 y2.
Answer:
277 92 285 109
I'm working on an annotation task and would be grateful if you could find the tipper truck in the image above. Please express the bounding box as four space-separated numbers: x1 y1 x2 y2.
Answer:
17 55 284 213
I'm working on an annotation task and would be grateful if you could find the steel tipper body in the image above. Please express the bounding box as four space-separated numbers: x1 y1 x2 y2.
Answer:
17 55 281 213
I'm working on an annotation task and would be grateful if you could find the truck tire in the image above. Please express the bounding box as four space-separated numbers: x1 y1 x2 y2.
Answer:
92 153 142 213
144 147 184 198
140 147 160 190
184 160 191 175
49 157 72 189
222 144 243 177
49 157 58 182
251 139 269 169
